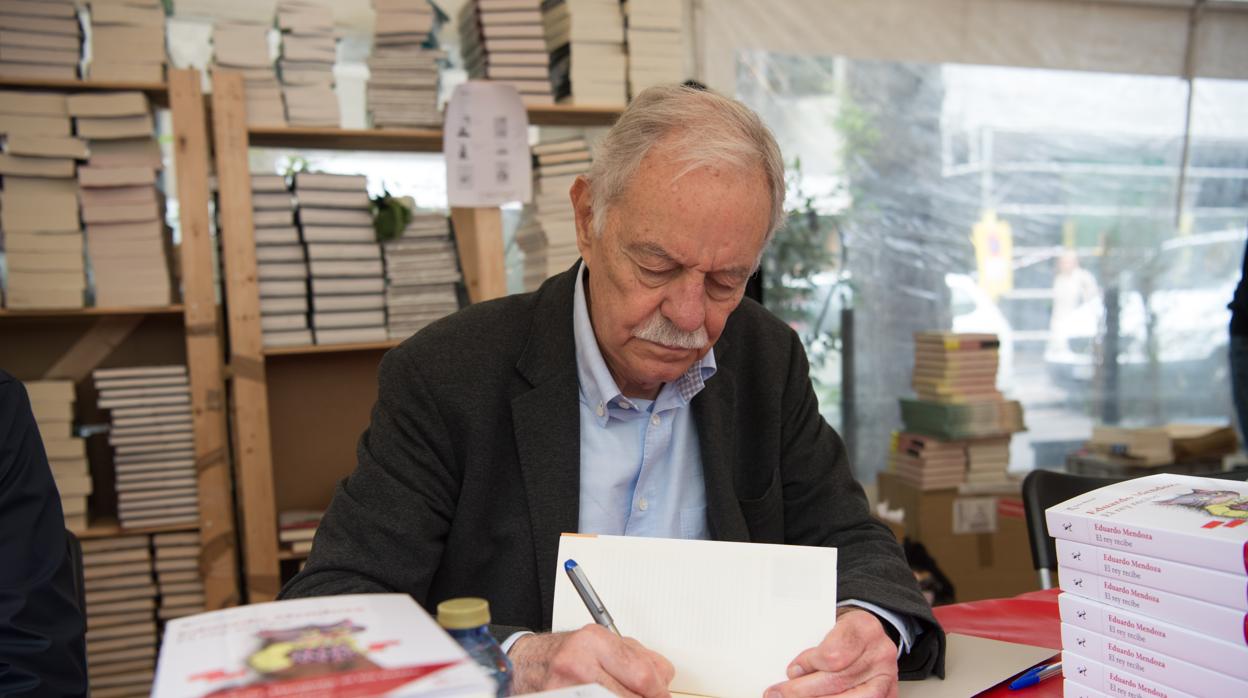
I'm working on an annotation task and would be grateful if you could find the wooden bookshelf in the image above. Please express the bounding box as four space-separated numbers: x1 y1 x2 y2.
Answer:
249 125 443 152
528 103 623 127
262 340 402 356
0 305 184 318
0 75 169 103
76 518 199 540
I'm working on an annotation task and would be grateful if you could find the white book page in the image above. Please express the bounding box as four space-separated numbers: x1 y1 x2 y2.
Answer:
552 534 837 698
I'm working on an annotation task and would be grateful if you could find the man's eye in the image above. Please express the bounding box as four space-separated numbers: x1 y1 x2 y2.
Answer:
640 266 673 278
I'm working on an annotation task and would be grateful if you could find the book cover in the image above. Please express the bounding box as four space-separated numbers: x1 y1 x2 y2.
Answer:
1058 592 1248 679
1045 473 1248 574
151 594 494 698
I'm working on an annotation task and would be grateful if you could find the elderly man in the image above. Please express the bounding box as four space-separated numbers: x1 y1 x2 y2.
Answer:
281 85 944 697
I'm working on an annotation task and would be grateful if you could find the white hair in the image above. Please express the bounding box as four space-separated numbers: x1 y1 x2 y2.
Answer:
584 84 786 242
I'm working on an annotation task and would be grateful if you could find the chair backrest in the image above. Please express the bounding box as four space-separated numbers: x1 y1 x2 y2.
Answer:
1022 466 1248 587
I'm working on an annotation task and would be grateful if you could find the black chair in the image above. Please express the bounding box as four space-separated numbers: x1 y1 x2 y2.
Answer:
1021 467 1248 589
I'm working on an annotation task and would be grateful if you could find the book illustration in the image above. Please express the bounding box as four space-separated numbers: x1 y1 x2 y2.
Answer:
1158 488 1248 522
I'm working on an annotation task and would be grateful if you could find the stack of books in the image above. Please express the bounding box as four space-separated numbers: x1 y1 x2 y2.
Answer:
278 509 322 557
887 432 967 491
893 332 1023 488
71 92 172 307
212 20 285 127
251 173 311 347
153 531 204 622
1048 473 1248 697
93 365 198 529
459 0 553 105
26 379 91 529
545 0 626 105
368 0 443 129
0 0 80 80
81 535 158 696
277 0 339 127
381 212 461 339
621 0 684 97
0 90 85 309
85 0 166 83
516 137 588 290
294 172 387 345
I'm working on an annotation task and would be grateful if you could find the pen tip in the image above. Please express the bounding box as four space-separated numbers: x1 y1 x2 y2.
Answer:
564 559 577 571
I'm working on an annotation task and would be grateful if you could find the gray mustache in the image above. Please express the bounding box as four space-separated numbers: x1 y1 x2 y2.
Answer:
632 310 708 350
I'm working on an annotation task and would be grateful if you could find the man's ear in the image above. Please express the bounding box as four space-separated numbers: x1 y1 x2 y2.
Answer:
570 175 596 261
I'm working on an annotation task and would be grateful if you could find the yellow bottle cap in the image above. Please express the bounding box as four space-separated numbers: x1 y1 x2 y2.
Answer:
437 597 491 629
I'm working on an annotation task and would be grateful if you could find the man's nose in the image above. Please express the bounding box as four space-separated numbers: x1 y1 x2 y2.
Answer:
662 274 707 333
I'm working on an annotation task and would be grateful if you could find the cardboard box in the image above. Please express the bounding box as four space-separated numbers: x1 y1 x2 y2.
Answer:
877 471 1039 603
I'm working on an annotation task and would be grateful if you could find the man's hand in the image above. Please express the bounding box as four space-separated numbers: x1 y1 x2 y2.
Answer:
509 624 675 698
764 608 899 698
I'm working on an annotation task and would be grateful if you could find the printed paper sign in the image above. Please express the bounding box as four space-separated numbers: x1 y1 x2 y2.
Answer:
444 81 532 207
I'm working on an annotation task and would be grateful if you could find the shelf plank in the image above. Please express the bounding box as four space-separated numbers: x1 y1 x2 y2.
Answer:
0 75 169 102
0 305 184 318
527 103 623 127
278 549 310 561
264 340 402 356
75 519 199 540
249 125 443 152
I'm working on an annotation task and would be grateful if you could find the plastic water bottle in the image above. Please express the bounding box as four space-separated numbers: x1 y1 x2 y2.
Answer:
437 597 513 697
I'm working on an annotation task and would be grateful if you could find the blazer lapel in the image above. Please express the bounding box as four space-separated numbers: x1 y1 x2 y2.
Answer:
511 265 582 626
694 343 749 542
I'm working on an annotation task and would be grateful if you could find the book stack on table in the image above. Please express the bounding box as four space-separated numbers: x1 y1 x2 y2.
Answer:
26 379 90 529
1048 473 1248 697
84 0 166 83
81 535 158 697
153 531 204 622
382 212 460 340
515 136 589 291
0 0 80 80
251 173 311 347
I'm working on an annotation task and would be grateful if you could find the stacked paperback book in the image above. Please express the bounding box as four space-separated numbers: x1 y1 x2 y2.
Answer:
94 365 198 529
212 20 285 127
515 137 588 290
72 91 173 307
1048 473 1248 698
277 0 340 127
153 531 205 622
545 0 626 105
81 535 158 697
368 0 443 129
278 509 322 558
382 212 460 339
889 333 1023 490
459 0 553 105
251 173 311 347
621 0 684 97
26 379 90 529
0 90 86 309
0 0 80 80
295 172 387 345
85 0 166 83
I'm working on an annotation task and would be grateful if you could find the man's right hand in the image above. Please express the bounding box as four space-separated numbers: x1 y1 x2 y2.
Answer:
508 624 675 698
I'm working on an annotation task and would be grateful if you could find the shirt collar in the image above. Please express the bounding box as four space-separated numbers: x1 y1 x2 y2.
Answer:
572 261 716 427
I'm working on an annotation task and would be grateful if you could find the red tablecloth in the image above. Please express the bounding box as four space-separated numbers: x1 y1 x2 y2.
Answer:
932 588 1063 697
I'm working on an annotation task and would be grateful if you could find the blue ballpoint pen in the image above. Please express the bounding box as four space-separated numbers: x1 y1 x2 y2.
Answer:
564 559 621 636
1008 661 1062 690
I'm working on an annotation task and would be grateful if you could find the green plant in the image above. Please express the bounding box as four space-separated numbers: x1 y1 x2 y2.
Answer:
370 190 415 242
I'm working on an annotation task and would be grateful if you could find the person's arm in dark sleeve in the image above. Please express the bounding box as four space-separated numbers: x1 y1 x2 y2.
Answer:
0 372 88 697
777 331 946 680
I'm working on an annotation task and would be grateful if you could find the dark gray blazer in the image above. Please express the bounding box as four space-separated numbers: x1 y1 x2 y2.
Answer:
280 263 945 679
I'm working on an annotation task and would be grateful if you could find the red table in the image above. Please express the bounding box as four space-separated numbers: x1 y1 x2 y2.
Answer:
933 588 1063 697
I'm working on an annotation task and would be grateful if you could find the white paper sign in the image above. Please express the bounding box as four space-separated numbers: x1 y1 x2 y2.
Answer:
953 496 998 534
443 81 532 207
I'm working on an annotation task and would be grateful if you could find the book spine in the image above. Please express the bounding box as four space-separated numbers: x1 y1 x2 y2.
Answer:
1057 538 1248 610
1061 623 1248 694
1058 566 1248 647
1058 592 1248 679
1046 509 1248 575
1062 651 1200 698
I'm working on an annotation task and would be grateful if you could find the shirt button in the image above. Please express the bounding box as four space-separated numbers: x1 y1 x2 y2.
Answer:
638 498 649 511
596 402 605 417
650 414 660 426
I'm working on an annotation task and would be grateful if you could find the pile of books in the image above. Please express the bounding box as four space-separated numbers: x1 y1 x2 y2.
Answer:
0 90 85 309
278 509 322 558
515 137 588 290
887 432 967 491
26 379 90 529
251 173 311 347
81 535 158 696
277 1 339 127
85 0 166 83
213 20 285 127
94 365 198 529
153 531 204 622
368 0 443 129
294 172 387 345
72 92 173 307
0 0 80 80
1048 473 1248 697
890 333 1023 489
545 0 626 105
459 0 553 105
382 212 461 339
622 0 684 97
